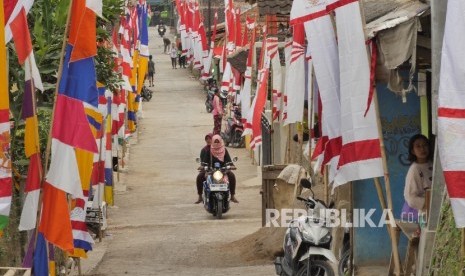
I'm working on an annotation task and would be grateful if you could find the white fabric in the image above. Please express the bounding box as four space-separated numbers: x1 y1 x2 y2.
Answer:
284 42 306 125
19 189 40 231
332 1 383 186
0 196 12 217
86 0 103 17
221 63 233 92
438 0 465 228
25 52 44 91
240 66 252 131
46 139 83 198
297 6 341 182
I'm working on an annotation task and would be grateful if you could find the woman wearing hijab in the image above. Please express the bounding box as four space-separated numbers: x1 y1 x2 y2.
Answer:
205 135 239 203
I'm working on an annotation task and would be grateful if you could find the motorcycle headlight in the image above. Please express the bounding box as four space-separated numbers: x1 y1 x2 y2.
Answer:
319 232 332 245
213 171 223 182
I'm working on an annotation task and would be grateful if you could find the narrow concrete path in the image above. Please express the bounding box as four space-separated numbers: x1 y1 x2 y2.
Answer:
86 27 275 275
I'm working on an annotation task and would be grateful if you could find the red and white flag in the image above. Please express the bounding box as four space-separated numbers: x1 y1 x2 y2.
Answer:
327 0 383 187
291 0 342 181
283 25 306 126
438 0 465 228
267 37 283 122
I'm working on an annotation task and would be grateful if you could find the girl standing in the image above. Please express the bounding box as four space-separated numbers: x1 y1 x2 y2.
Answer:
170 43 178 69
402 134 433 222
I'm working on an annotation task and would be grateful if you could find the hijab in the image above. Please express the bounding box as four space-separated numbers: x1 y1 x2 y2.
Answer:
210 134 226 162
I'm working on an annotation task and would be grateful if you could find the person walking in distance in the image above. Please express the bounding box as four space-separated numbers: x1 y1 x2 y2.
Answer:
147 55 155 87
212 89 223 135
170 43 178 69
163 36 171 54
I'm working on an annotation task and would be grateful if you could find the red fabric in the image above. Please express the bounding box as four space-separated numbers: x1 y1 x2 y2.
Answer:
52 95 98 153
71 220 88 231
322 136 342 166
0 109 9 122
326 0 359 12
337 139 381 168
251 70 270 149
364 39 377 117
444 172 465 198
39 182 74 252
10 8 31 65
3 0 18 23
0 178 12 197
210 134 226 161
290 9 328 26
438 107 465 118
311 136 328 161
24 153 42 192
69 0 96 61
235 8 242 47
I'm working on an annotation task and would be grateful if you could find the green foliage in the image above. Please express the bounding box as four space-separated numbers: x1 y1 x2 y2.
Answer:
430 199 465 275
95 0 125 92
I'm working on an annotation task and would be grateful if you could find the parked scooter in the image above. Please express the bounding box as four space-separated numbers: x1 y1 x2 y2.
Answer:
205 88 216 113
141 86 153 102
158 25 166 37
196 157 238 219
221 105 244 148
274 178 337 276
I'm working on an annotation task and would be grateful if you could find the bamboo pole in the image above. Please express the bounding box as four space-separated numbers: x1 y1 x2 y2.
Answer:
461 228 465 276
373 90 402 275
33 0 74 270
354 0 402 273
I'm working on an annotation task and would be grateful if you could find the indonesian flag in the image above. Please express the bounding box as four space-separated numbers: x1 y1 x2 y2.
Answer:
438 0 465 228
291 0 342 182
282 38 293 121
202 12 218 80
267 37 283 122
250 67 270 150
328 0 383 187
221 62 233 92
224 0 235 49
283 24 306 126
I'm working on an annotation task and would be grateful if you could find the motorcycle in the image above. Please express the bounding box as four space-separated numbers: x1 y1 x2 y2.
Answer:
141 86 153 102
158 25 166 37
196 157 238 219
221 105 244 148
205 88 215 113
274 178 337 276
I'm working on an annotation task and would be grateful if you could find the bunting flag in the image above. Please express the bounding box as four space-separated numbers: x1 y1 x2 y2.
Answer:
267 37 283 122
4 0 34 44
291 0 342 181
283 24 306 125
437 0 465 228
119 17 134 91
33 233 49 275
136 1 149 95
40 0 99 251
250 68 270 150
0 0 11 237
9 6 43 231
201 11 217 80
224 0 235 50
104 110 114 206
69 149 95 258
328 1 383 187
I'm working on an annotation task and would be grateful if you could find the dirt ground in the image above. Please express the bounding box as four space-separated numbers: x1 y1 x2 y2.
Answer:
83 27 277 275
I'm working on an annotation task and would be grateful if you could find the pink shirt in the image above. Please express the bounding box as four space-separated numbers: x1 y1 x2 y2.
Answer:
212 95 223 116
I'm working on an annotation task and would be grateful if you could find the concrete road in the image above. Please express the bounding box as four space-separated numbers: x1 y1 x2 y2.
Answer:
84 27 275 275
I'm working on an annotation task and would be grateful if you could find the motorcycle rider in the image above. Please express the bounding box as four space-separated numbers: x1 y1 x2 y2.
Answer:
197 135 239 203
195 133 213 204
